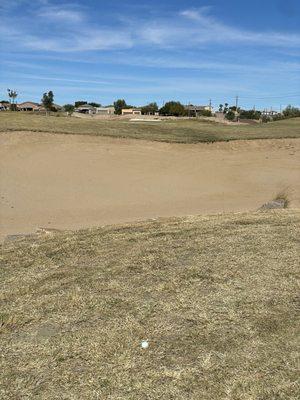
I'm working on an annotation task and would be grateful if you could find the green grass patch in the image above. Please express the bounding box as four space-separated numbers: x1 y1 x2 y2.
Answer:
1 112 300 143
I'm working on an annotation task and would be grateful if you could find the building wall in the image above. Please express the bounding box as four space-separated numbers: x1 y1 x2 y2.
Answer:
122 109 142 115
96 108 115 115
17 103 40 111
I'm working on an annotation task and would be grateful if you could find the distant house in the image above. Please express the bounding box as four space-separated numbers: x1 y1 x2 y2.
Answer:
17 102 41 111
121 108 142 116
185 104 213 117
261 110 279 117
75 104 96 114
96 107 115 115
16 102 61 112
52 104 62 112
0 102 9 111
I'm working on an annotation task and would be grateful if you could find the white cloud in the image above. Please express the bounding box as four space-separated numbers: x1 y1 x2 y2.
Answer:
37 6 84 23
179 8 300 47
180 7 212 22
0 5 300 53
23 33 131 52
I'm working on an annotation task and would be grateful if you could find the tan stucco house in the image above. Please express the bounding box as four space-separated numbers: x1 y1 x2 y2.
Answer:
96 107 115 115
17 102 41 111
121 108 142 115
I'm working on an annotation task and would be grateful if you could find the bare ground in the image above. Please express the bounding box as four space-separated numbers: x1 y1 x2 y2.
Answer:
0 131 300 240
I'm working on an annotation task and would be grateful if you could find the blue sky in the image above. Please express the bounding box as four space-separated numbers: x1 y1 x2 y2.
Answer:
0 0 300 110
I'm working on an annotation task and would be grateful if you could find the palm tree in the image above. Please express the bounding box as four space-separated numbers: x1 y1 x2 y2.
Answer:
7 89 18 111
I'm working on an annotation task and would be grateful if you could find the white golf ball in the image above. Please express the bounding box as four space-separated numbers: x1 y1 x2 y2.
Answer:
141 340 149 349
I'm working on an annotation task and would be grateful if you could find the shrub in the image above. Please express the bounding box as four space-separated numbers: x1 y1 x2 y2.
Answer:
261 115 270 123
239 109 261 120
63 104 75 114
200 110 212 117
282 105 300 118
272 114 285 121
225 110 235 121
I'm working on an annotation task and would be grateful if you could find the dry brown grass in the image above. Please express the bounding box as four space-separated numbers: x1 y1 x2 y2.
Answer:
274 190 291 208
0 111 300 143
1 210 299 399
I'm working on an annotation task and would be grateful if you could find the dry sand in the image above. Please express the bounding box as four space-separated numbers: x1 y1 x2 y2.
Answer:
0 131 299 240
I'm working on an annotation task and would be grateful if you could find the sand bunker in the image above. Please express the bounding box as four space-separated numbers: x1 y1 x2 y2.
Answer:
0 131 299 240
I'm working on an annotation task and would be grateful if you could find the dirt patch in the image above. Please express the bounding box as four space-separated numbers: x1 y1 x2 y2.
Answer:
1 131 300 240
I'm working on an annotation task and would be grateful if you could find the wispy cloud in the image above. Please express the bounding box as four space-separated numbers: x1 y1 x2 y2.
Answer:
1 5 300 52
1 1 299 108
23 30 133 52
179 8 300 47
37 6 84 23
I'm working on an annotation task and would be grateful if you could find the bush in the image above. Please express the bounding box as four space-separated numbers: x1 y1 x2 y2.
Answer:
261 115 271 123
272 114 285 121
282 105 300 118
225 110 235 121
239 109 261 120
200 110 212 117
63 104 75 114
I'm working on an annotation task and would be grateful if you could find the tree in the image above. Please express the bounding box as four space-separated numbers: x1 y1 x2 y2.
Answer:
223 103 229 114
7 89 18 111
225 110 235 121
88 102 101 108
63 104 75 115
114 99 128 115
218 104 223 112
239 109 261 120
141 102 159 115
75 101 87 108
283 105 300 118
41 91 54 115
159 101 187 116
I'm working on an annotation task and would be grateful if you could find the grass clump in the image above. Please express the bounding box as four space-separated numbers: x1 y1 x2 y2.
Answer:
274 190 290 208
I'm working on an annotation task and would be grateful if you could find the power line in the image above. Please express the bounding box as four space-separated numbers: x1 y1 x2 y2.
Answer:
238 93 300 100
207 93 300 102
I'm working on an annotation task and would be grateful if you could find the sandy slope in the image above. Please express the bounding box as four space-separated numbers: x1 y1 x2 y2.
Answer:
0 131 299 240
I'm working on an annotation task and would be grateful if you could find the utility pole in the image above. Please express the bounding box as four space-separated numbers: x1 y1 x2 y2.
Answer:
209 98 212 111
235 95 239 110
